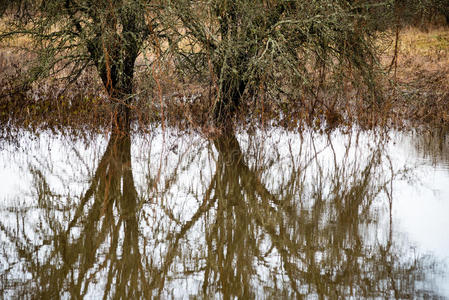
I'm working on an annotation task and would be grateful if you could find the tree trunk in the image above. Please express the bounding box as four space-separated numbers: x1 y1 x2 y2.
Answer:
97 49 137 131
213 77 247 124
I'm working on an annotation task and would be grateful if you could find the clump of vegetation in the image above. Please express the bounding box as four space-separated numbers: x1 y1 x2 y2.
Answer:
1 0 161 127
166 0 386 122
0 0 386 123
0 0 449 131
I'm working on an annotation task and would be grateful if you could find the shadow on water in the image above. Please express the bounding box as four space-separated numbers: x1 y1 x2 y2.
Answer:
0 125 445 298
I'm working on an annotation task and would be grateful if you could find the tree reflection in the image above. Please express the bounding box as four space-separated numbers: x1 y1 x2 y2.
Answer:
198 131 443 298
412 127 449 167
0 128 444 298
0 124 156 298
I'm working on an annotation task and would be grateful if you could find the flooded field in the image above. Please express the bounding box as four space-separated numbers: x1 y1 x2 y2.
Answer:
0 126 448 298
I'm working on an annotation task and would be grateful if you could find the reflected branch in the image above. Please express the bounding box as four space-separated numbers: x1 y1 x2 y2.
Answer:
0 128 444 298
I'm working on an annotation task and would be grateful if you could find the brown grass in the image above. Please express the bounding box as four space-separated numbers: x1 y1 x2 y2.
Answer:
384 26 449 127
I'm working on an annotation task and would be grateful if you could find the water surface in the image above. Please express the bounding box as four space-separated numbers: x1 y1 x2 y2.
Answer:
0 127 448 298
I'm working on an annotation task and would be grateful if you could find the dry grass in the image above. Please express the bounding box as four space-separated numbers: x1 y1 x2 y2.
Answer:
384 26 449 127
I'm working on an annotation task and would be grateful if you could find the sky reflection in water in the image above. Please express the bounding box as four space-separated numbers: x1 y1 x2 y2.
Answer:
0 127 448 298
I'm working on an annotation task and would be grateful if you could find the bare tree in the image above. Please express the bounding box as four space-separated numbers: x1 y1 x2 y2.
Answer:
166 0 385 123
1 0 160 123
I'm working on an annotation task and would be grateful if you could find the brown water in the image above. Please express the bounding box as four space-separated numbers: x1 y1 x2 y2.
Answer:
0 127 448 298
